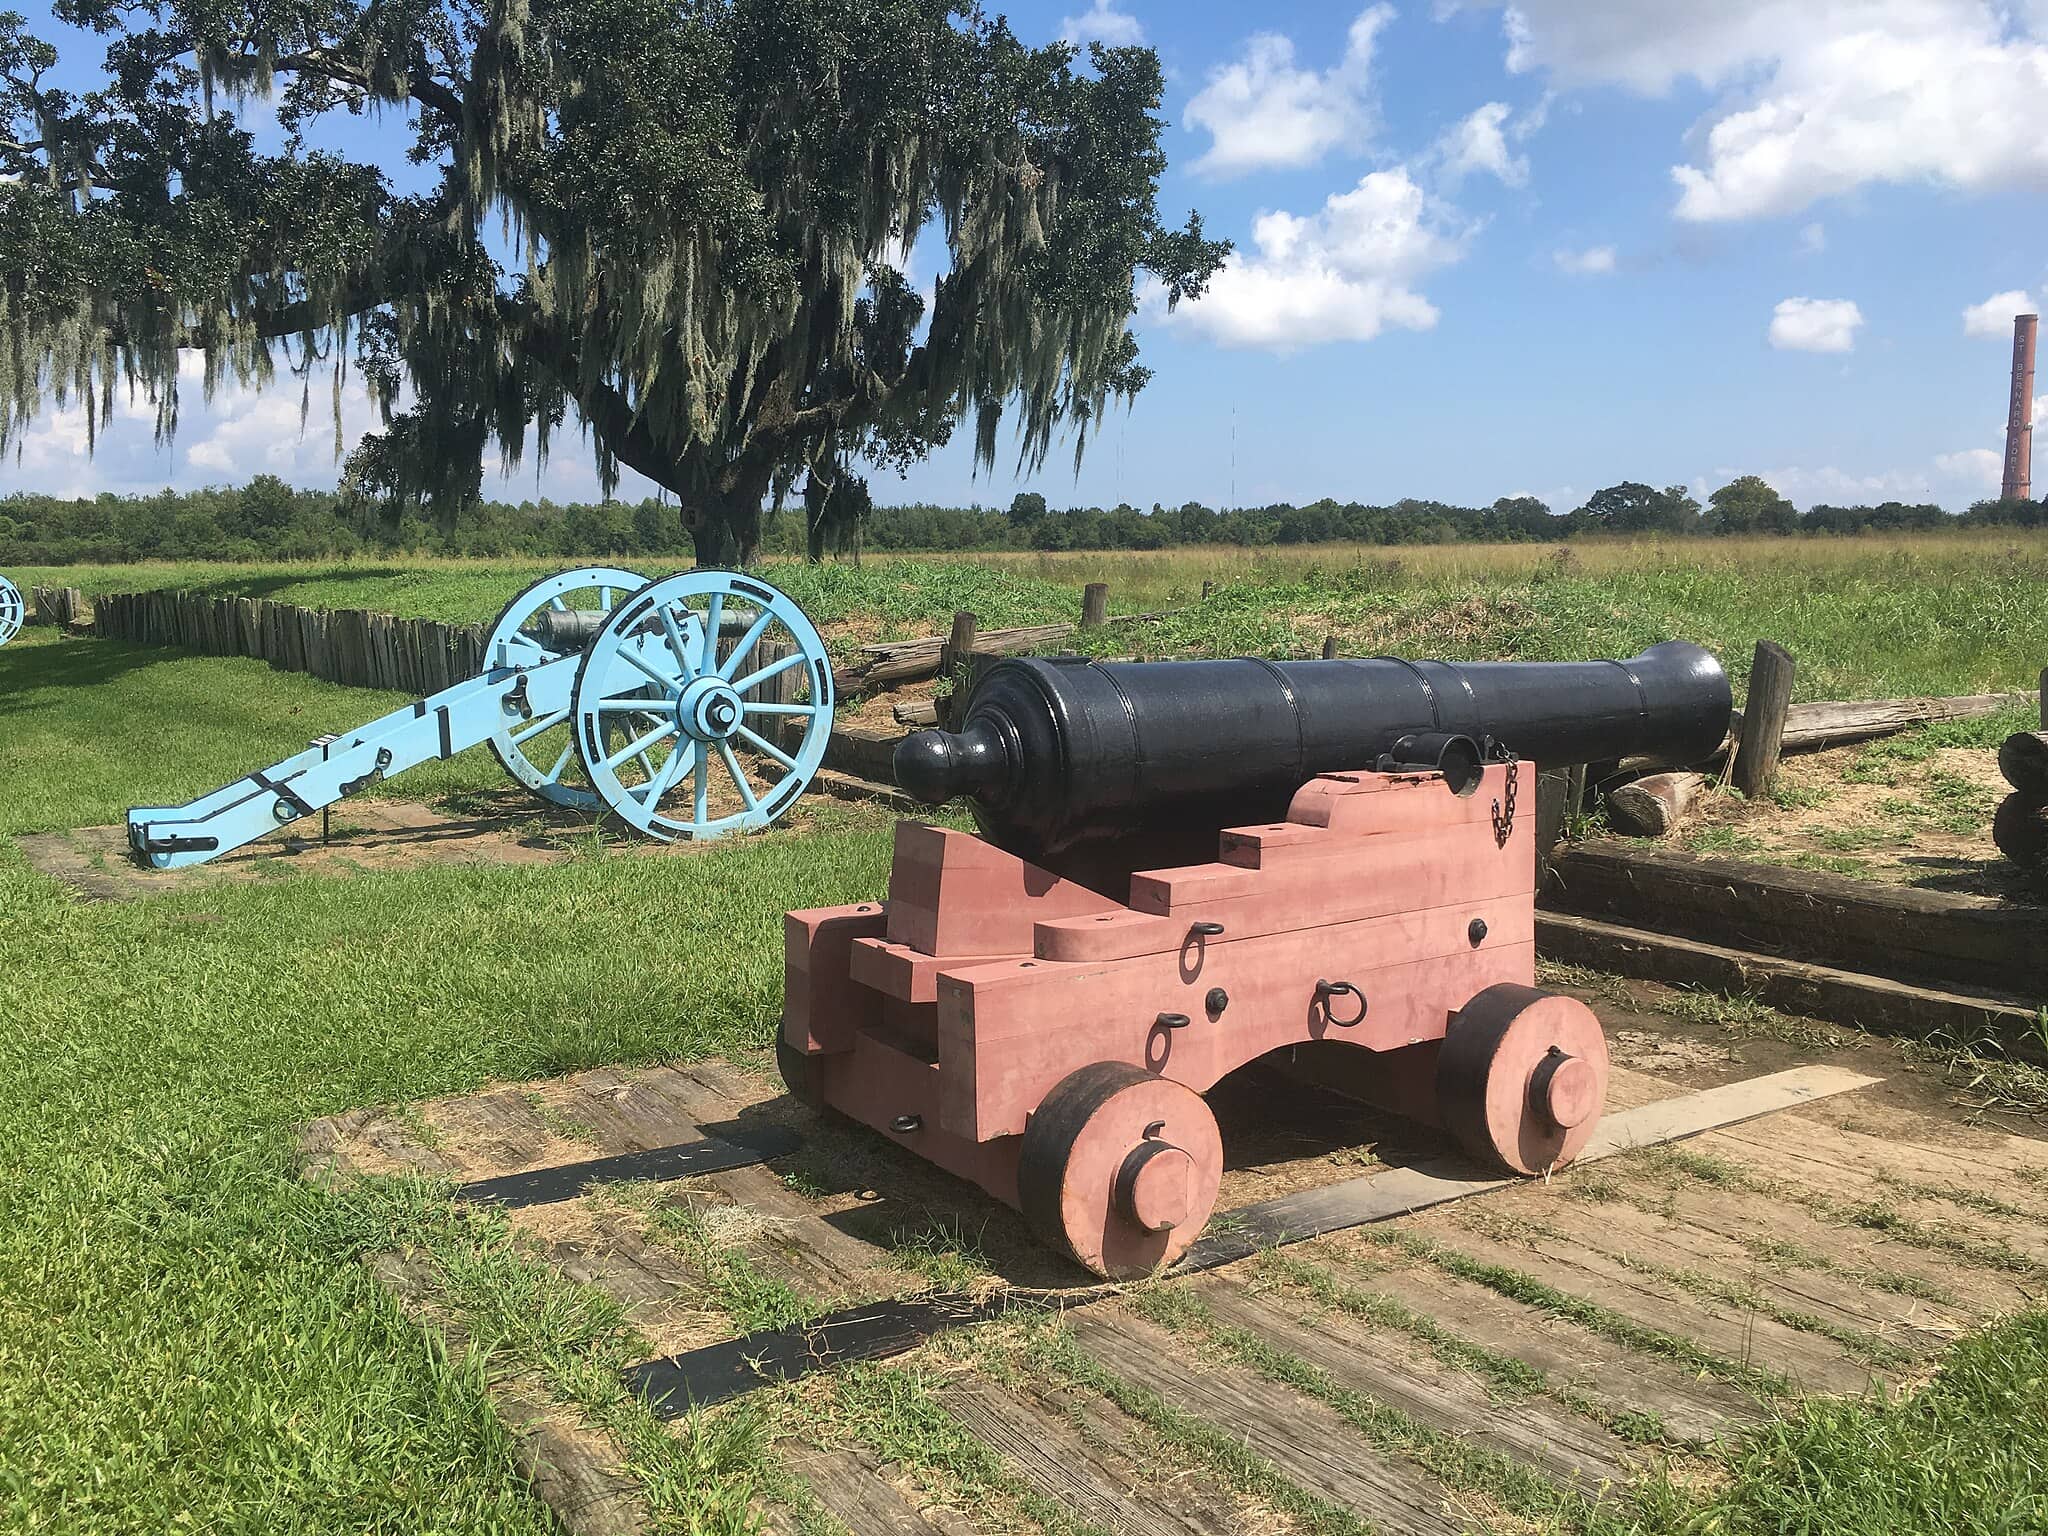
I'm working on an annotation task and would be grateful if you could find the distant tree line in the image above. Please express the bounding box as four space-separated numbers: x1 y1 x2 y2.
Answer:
2 473 2041 566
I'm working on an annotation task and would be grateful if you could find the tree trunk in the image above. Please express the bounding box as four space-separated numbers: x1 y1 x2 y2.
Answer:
686 481 766 567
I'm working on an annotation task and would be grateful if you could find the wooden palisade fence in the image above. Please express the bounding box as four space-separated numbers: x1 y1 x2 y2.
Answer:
94 589 487 696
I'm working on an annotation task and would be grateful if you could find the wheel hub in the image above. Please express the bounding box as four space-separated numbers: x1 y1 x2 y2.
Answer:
1531 1048 1599 1130
679 677 745 741
1116 1139 1197 1232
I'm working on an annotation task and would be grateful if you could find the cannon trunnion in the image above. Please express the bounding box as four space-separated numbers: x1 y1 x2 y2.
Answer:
783 643 1731 1279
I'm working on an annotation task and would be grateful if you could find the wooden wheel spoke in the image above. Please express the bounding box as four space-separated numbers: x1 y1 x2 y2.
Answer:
717 740 759 811
604 720 678 771
718 609 776 681
731 650 805 696
735 724 798 771
507 709 570 747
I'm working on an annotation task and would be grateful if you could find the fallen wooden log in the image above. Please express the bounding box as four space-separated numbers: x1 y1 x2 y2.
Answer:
1545 839 2048 997
835 611 1168 693
1998 732 2048 797
892 699 940 728
1646 691 2038 773
1604 771 1710 837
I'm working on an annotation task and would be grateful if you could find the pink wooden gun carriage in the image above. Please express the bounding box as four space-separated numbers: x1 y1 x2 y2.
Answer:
780 647 1729 1277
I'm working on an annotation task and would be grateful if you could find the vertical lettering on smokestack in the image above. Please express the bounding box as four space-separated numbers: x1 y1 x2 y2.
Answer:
2003 314 2038 503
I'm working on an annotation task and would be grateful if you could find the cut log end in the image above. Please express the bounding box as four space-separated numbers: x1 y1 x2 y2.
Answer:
1998 732 2048 799
1993 793 2048 871
1605 771 1710 838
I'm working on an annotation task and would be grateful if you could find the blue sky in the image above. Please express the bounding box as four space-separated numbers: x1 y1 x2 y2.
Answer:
13 0 2048 511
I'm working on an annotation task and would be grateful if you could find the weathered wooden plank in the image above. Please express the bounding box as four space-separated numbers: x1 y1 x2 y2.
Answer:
766 1446 980 1536
1545 841 2048 997
1349 1261 1760 1443
420 1086 560 1172
1538 912 2044 1044
1577 1175 2033 1319
631 1066 892 1294
1184 1066 1882 1269
1406 1217 1878 1395
557 1068 706 1153
1067 1309 1464 1535
938 1377 1242 1536
1196 1277 1633 1488
545 1208 706 1308
1493 1190 1965 1352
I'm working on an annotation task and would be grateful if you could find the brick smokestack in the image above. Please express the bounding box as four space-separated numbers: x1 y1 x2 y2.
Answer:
2002 313 2038 502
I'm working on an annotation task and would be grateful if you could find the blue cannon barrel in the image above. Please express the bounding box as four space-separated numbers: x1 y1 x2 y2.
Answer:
895 642 1731 879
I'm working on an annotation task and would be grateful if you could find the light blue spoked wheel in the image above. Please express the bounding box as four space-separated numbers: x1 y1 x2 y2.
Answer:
0 576 22 647
570 571 835 840
485 566 648 808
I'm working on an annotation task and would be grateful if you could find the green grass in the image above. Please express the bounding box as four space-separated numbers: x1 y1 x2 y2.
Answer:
1695 1309 2048 1535
0 786 892 1531
6 539 2048 1529
21 528 2048 698
0 627 506 837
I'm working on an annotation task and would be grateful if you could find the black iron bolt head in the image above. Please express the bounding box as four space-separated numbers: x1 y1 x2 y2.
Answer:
1468 918 1489 946
889 1114 923 1134
1205 987 1229 1015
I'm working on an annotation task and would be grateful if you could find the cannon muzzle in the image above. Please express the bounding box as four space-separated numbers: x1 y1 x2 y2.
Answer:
896 642 1731 881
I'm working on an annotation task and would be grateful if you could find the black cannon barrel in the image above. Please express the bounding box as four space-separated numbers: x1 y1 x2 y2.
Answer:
895 642 1730 880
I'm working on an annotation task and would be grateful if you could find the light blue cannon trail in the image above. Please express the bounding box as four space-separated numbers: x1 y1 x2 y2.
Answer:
125 568 836 869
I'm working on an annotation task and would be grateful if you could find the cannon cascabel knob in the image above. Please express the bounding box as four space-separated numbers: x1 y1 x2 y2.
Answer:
895 720 1009 804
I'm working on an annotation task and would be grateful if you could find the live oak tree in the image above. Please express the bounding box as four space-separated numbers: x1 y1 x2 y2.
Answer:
1 1 1227 564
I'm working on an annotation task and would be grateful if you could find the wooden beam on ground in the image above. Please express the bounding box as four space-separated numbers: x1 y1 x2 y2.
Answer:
1730 640 1795 799
1605 771 1709 836
823 724 904 782
891 698 939 728
1544 839 2048 996
1537 910 2044 1049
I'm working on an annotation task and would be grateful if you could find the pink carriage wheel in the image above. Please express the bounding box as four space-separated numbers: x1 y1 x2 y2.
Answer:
1017 1062 1223 1280
1437 983 1609 1176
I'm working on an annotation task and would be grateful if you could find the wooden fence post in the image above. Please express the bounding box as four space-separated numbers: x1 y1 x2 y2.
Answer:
1731 640 1796 801
1080 582 1108 629
1321 635 1338 660
2038 666 2046 729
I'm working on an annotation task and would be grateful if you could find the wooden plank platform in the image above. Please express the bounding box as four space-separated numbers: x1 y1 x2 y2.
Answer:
299 1049 2048 1536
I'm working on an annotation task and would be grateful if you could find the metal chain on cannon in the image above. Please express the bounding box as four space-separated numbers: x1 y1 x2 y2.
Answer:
1491 756 1519 848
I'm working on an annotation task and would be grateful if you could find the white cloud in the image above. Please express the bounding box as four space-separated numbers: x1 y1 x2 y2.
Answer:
1553 244 1616 275
1435 102 1529 186
182 377 382 480
1963 289 2037 337
1934 447 2003 489
1455 1 2048 221
1060 0 1144 47
1185 6 1392 177
1756 463 1935 504
1769 296 1864 353
1797 222 1826 255
1155 168 1469 351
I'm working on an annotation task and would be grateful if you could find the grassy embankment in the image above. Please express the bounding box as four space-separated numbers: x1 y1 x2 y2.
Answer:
16 528 2048 700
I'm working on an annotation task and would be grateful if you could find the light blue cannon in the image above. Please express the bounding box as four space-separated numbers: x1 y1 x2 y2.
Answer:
0 575 22 646
126 569 836 869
